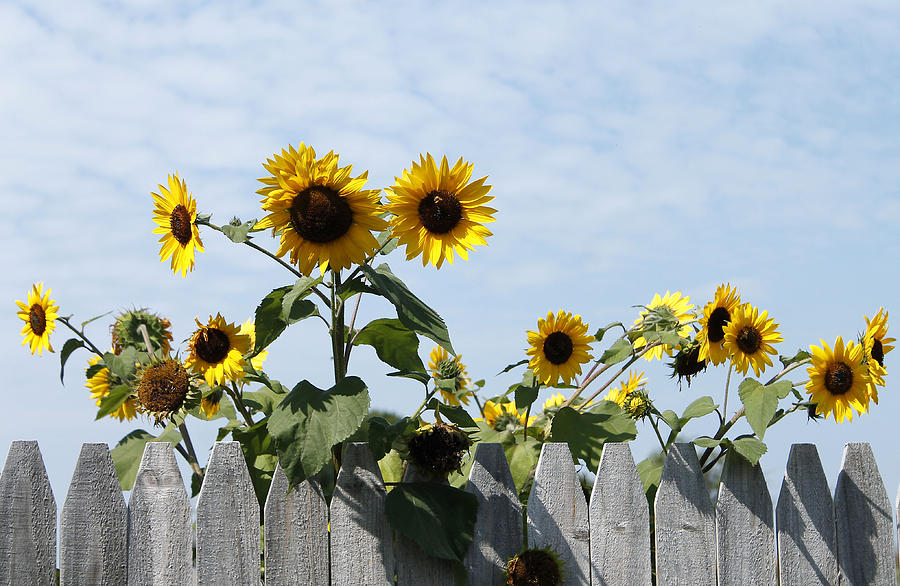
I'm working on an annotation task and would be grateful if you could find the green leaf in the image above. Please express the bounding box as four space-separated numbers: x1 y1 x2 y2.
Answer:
738 378 793 440
85 363 105 379
386 369 431 386
692 436 722 448
222 219 257 243
593 322 624 344
243 388 284 417
376 231 400 255
267 377 370 486
505 436 542 492
104 348 141 382
600 338 634 365
361 263 454 354
337 276 376 301
637 456 664 500
353 318 425 373
385 483 478 564
549 402 637 472
110 425 182 490
80 310 112 328
659 409 681 432
497 359 529 375
282 277 323 324
96 384 134 420
780 349 812 368
514 384 539 410
731 436 767 465
680 396 718 426
255 286 291 353
59 338 85 384
367 417 413 461
425 399 478 429
232 420 278 514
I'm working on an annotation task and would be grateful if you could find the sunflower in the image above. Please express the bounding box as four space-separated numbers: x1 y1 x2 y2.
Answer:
111 308 174 355
85 355 138 421
605 370 647 406
137 358 192 425
385 154 496 269
478 400 536 431
151 173 204 277
200 389 224 419
542 392 566 411
526 310 594 386
428 346 472 406
806 336 871 423
862 308 893 402
185 314 250 387
633 291 695 361
15 283 59 355
255 143 387 275
697 284 741 365
722 304 783 377
239 317 268 372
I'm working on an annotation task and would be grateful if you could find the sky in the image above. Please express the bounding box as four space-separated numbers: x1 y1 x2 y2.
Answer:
3 0 900 520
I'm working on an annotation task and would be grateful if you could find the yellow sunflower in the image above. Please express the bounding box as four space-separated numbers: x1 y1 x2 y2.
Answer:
85 355 138 421
16 283 59 355
806 336 871 422
605 370 647 406
633 291 695 361
526 310 594 386
151 173 204 277
255 143 387 275
385 153 496 269
722 304 783 377
428 346 472 406
200 389 224 419
862 308 893 402
478 400 536 431
542 392 566 411
185 314 250 387
697 284 741 366
239 318 268 370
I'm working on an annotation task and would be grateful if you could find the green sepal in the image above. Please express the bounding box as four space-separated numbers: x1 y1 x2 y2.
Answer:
110 425 182 490
425 398 478 428
95 384 134 420
549 402 637 472
738 378 792 440
59 338 85 384
353 318 426 373
600 338 634 365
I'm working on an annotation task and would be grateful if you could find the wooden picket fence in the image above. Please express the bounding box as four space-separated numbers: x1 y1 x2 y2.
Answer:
0 439 897 585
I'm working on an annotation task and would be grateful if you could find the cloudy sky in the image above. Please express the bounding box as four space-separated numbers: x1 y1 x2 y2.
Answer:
3 1 900 510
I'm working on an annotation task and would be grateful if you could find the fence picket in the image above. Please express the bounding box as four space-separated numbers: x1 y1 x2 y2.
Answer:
775 443 837 585
330 442 394 585
263 463 329 585
715 450 774 585
59 443 127 585
395 463 455 585
196 441 260 585
589 442 650 586
127 441 192 585
527 442 590 585
0 440 56 585
463 442 523 584
834 442 896 585
654 442 716 585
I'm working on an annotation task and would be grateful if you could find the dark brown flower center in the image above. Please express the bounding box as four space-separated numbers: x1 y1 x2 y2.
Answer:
289 186 353 243
543 332 574 365
418 190 462 234
736 326 762 354
169 204 193 246
708 307 730 343
872 339 884 366
824 362 853 395
506 549 561 586
138 360 190 414
194 328 231 364
29 304 47 335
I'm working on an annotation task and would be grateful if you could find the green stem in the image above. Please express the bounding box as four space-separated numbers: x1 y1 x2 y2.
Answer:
177 422 203 478
411 386 440 422
227 382 255 427
649 416 667 452
58 317 105 357
343 293 363 364
575 344 655 411
523 403 532 440
330 270 346 383
698 406 745 467
722 363 733 418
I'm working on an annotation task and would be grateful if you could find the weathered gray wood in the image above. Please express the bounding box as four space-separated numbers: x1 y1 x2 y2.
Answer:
196 441 260 585
654 442 716 585
715 450 774 585
330 442 394 585
589 442 650 586
776 443 837 585
395 463 455 585
263 463 329 585
60 443 127 585
127 441 192 585
464 442 523 584
0 441 56 585
527 442 590 585
834 442 896 586
896 483 900 576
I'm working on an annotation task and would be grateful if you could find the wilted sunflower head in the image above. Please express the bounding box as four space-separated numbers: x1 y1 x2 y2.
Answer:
111 308 174 355
137 358 192 425
505 547 564 586
669 340 708 389
15 283 59 355
406 422 470 478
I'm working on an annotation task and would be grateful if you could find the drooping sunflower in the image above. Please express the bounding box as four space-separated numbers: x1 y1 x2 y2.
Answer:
697 284 741 366
633 291 695 361
15 283 59 355
806 336 871 423
385 153 496 269
255 143 388 275
85 355 138 421
862 308 893 402
605 370 647 407
722 304 783 377
137 358 192 425
185 314 250 387
478 400 536 431
526 310 594 386
151 173 204 277
200 389 224 419
428 346 472 406
111 308 174 355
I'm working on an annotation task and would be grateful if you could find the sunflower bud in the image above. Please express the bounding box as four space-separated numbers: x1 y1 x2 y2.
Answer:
406 422 470 478
505 547 564 586
111 308 174 355
623 389 652 420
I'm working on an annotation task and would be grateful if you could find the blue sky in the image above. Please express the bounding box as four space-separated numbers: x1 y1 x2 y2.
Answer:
3 1 900 511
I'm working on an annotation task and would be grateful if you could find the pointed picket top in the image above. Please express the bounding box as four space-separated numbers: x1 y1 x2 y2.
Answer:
331 442 394 585
776 443 837 585
263 463 329 585
654 442 715 586
395 462 455 585
59 443 127 585
589 442 650 586
527 442 590 585
834 442 896 585
0 441 56 585
196 441 260 585
464 442 523 584
715 450 775 585
127 441 192 585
